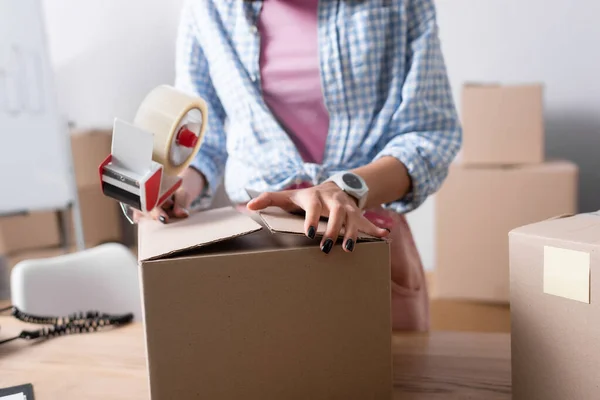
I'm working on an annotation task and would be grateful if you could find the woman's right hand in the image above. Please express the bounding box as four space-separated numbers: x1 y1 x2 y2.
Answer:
131 167 206 224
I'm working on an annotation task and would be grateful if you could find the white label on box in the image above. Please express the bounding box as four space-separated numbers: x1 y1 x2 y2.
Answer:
543 246 590 304
0 394 25 400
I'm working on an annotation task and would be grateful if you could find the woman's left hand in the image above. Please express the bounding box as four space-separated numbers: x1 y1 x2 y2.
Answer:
246 182 389 254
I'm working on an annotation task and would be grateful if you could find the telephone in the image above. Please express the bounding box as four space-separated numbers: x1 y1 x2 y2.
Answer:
0 305 133 345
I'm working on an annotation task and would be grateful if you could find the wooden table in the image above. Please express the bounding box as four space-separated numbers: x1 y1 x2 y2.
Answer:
0 317 511 399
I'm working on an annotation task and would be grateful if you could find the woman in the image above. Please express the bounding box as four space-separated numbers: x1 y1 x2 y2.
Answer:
136 0 461 331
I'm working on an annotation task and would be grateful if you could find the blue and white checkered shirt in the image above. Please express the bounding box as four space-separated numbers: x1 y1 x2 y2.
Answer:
175 0 461 214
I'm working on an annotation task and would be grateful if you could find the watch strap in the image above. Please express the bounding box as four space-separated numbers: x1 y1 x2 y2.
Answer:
325 172 368 209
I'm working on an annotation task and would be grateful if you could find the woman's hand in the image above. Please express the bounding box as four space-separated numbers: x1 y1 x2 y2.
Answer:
131 167 206 224
246 182 389 254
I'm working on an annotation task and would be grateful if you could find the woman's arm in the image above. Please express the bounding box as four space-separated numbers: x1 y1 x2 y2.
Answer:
368 0 462 213
348 156 412 210
248 0 461 251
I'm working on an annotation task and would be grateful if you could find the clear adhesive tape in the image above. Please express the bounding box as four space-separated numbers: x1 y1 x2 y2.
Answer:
133 85 208 176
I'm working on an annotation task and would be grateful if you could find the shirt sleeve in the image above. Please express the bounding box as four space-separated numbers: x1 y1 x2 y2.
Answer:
374 0 462 214
174 1 228 208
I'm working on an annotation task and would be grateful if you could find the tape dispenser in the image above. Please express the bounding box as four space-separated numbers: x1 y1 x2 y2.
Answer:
98 85 208 219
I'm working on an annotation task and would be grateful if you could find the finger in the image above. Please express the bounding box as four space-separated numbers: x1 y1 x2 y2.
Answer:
172 204 190 218
357 216 390 238
131 210 145 224
297 191 322 239
150 207 169 224
343 206 359 253
246 191 296 211
162 197 174 211
320 203 346 254
170 192 191 219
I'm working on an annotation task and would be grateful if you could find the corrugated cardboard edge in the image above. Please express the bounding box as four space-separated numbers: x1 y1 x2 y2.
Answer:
463 81 545 89
138 206 264 262
463 81 502 88
140 227 263 262
508 213 576 239
455 159 577 172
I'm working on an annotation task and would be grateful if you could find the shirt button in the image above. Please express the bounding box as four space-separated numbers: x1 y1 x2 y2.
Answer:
250 25 258 34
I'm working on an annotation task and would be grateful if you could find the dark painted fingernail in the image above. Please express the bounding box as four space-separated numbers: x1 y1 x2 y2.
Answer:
345 239 355 252
307 226 316 239
159 216 166 224
321 238 333 254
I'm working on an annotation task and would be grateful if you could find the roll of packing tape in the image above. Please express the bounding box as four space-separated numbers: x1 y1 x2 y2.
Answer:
133 85 208 176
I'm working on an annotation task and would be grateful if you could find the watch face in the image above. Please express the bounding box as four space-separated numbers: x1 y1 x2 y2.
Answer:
342 173 363 190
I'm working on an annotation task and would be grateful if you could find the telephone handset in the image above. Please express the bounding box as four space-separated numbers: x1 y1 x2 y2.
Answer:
0 305 133 345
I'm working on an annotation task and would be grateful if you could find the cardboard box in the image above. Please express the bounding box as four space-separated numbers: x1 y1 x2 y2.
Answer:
0 212 61 255
70 128 141 247
66 186 123 247
138 207 392 400
0 130 114 258
70 129 112 188
129 245 137 258
0 257 9 300
430 299 510 333
461 83 544 165
426 272 510 333
509 212 600 399
434 160 578 303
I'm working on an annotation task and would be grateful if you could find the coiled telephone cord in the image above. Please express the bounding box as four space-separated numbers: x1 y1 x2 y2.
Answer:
0 305 133 345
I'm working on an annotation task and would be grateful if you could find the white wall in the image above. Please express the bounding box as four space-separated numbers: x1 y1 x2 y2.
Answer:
41 0 600 271
436 0 600 215
411 0 600 270
41 0 185 129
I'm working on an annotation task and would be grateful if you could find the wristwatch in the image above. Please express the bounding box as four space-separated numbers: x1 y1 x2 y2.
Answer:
325 172 369 209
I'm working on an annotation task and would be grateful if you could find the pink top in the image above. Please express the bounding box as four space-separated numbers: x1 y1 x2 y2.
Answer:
258 0 329 164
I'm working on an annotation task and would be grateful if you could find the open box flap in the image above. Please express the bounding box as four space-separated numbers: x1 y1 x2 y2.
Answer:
246 189 379 241
138 206 263 262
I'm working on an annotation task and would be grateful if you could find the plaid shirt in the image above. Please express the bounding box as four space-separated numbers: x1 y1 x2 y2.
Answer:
176 0 461 214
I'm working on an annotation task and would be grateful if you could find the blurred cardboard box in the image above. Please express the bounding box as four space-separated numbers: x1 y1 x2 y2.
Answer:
0 212 61 255
434 160 577 303
509 212 600 399
129 245 137 258
426 271 510 333
138 207 392 400
65 186 123 247
0 129 120 277
0 257 9 300
68 129 126 247
461 83 544 165
70 129 113 188
430 299 510 333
